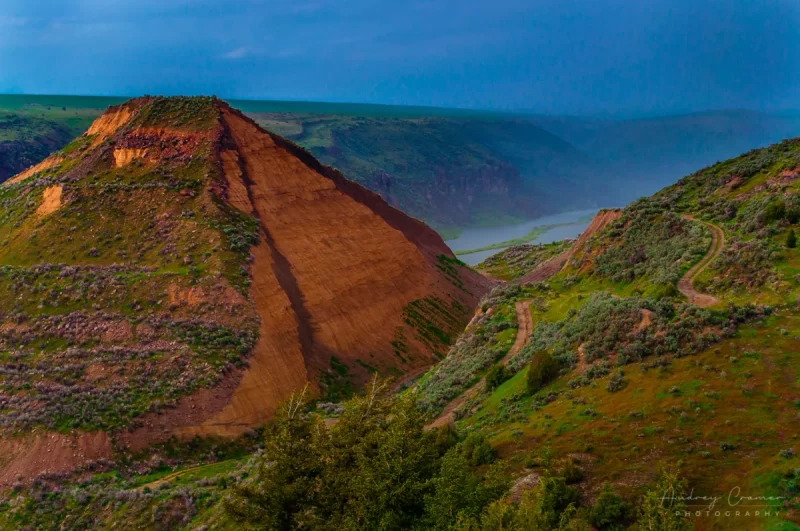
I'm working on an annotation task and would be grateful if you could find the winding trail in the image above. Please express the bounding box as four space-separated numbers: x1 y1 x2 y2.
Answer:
427 299 534 429
677 216 725 308
138 459 236 491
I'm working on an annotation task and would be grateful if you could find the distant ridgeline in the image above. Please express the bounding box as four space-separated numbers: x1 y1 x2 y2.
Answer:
0 95 609 232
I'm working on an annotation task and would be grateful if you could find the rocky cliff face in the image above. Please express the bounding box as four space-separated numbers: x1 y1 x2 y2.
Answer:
0 96 492 482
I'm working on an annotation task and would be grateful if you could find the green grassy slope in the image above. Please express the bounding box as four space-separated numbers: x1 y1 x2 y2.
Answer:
412 137 800 529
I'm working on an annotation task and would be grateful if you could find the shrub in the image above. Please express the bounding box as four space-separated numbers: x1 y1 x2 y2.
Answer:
590 484 628 530
561 458 584 485
787 229 797 249
763 200 786 222
484 364 510 391
606 369 625 393
529 476 580 529
527 350 559 394
462 432 495 465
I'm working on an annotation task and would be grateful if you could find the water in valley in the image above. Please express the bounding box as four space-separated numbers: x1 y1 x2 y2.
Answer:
445 208 601 265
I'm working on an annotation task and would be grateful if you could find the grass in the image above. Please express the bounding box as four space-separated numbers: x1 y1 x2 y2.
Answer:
459 314 800 529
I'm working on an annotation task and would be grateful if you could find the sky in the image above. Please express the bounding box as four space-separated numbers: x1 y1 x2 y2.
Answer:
1 0 799 115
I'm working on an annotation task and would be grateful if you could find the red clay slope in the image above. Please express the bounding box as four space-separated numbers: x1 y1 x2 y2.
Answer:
130 101 493 440
1 98 492 476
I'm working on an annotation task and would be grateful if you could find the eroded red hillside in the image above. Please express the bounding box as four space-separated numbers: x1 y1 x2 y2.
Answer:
0 96 492 480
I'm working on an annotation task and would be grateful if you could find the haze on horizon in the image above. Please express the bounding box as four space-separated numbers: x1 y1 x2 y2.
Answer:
1 0 799 116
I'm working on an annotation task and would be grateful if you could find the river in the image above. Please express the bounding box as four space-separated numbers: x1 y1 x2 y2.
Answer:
445 208 600 265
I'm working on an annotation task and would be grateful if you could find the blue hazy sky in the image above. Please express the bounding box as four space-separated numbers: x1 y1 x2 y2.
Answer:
1 0 798 115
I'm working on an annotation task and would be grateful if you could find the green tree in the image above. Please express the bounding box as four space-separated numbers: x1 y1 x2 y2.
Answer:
764 200 786 222
590 484 628 530
787 229 797 249
527 350 559 394
484 364 509 391
637 468 692 531
224 386 321 530
225 377 453 530
423 449 508 530
462 432 496 466
316 378 440 530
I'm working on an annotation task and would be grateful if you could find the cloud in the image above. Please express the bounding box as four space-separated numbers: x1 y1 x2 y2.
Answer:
221 47 247 59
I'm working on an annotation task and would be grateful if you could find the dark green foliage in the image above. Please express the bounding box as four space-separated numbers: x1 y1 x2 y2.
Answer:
462 432 496 465
763 200 786 223
423 449 509 530
484 364 510 391
225 379 506 530
434 424 459 455
529 476 580 529
787 229 797 249
527 350 559 394
224 389 321 529
560 458 584 485
590 484 629 530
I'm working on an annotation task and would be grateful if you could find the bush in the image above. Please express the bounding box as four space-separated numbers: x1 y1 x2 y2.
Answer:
462 432 496 465
561 458 584 484
527 350 559 394
787 229 797 249
606 369 625 393
764 200 786 222
484 364 510 391
590 484 628 530
530 476 580 529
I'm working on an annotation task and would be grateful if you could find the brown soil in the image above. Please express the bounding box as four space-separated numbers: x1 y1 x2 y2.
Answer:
0 432 112 487
86 104 133 146
637 309 653 331
677 216 725 308
8 156 64 184
516 248 573 284
114 101 491 445
35 185 63 217
113 148 150 166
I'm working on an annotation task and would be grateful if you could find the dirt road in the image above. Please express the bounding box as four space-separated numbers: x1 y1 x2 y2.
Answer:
427 299 534 429
677 216 725 308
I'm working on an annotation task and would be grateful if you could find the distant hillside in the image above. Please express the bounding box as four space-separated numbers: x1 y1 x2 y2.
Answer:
533 110 800 200
0 96 605 233
5 96 800 236
252 112 600 231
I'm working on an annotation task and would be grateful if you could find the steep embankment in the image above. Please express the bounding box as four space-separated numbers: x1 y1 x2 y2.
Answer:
515 209 622 284
0 96 491 482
